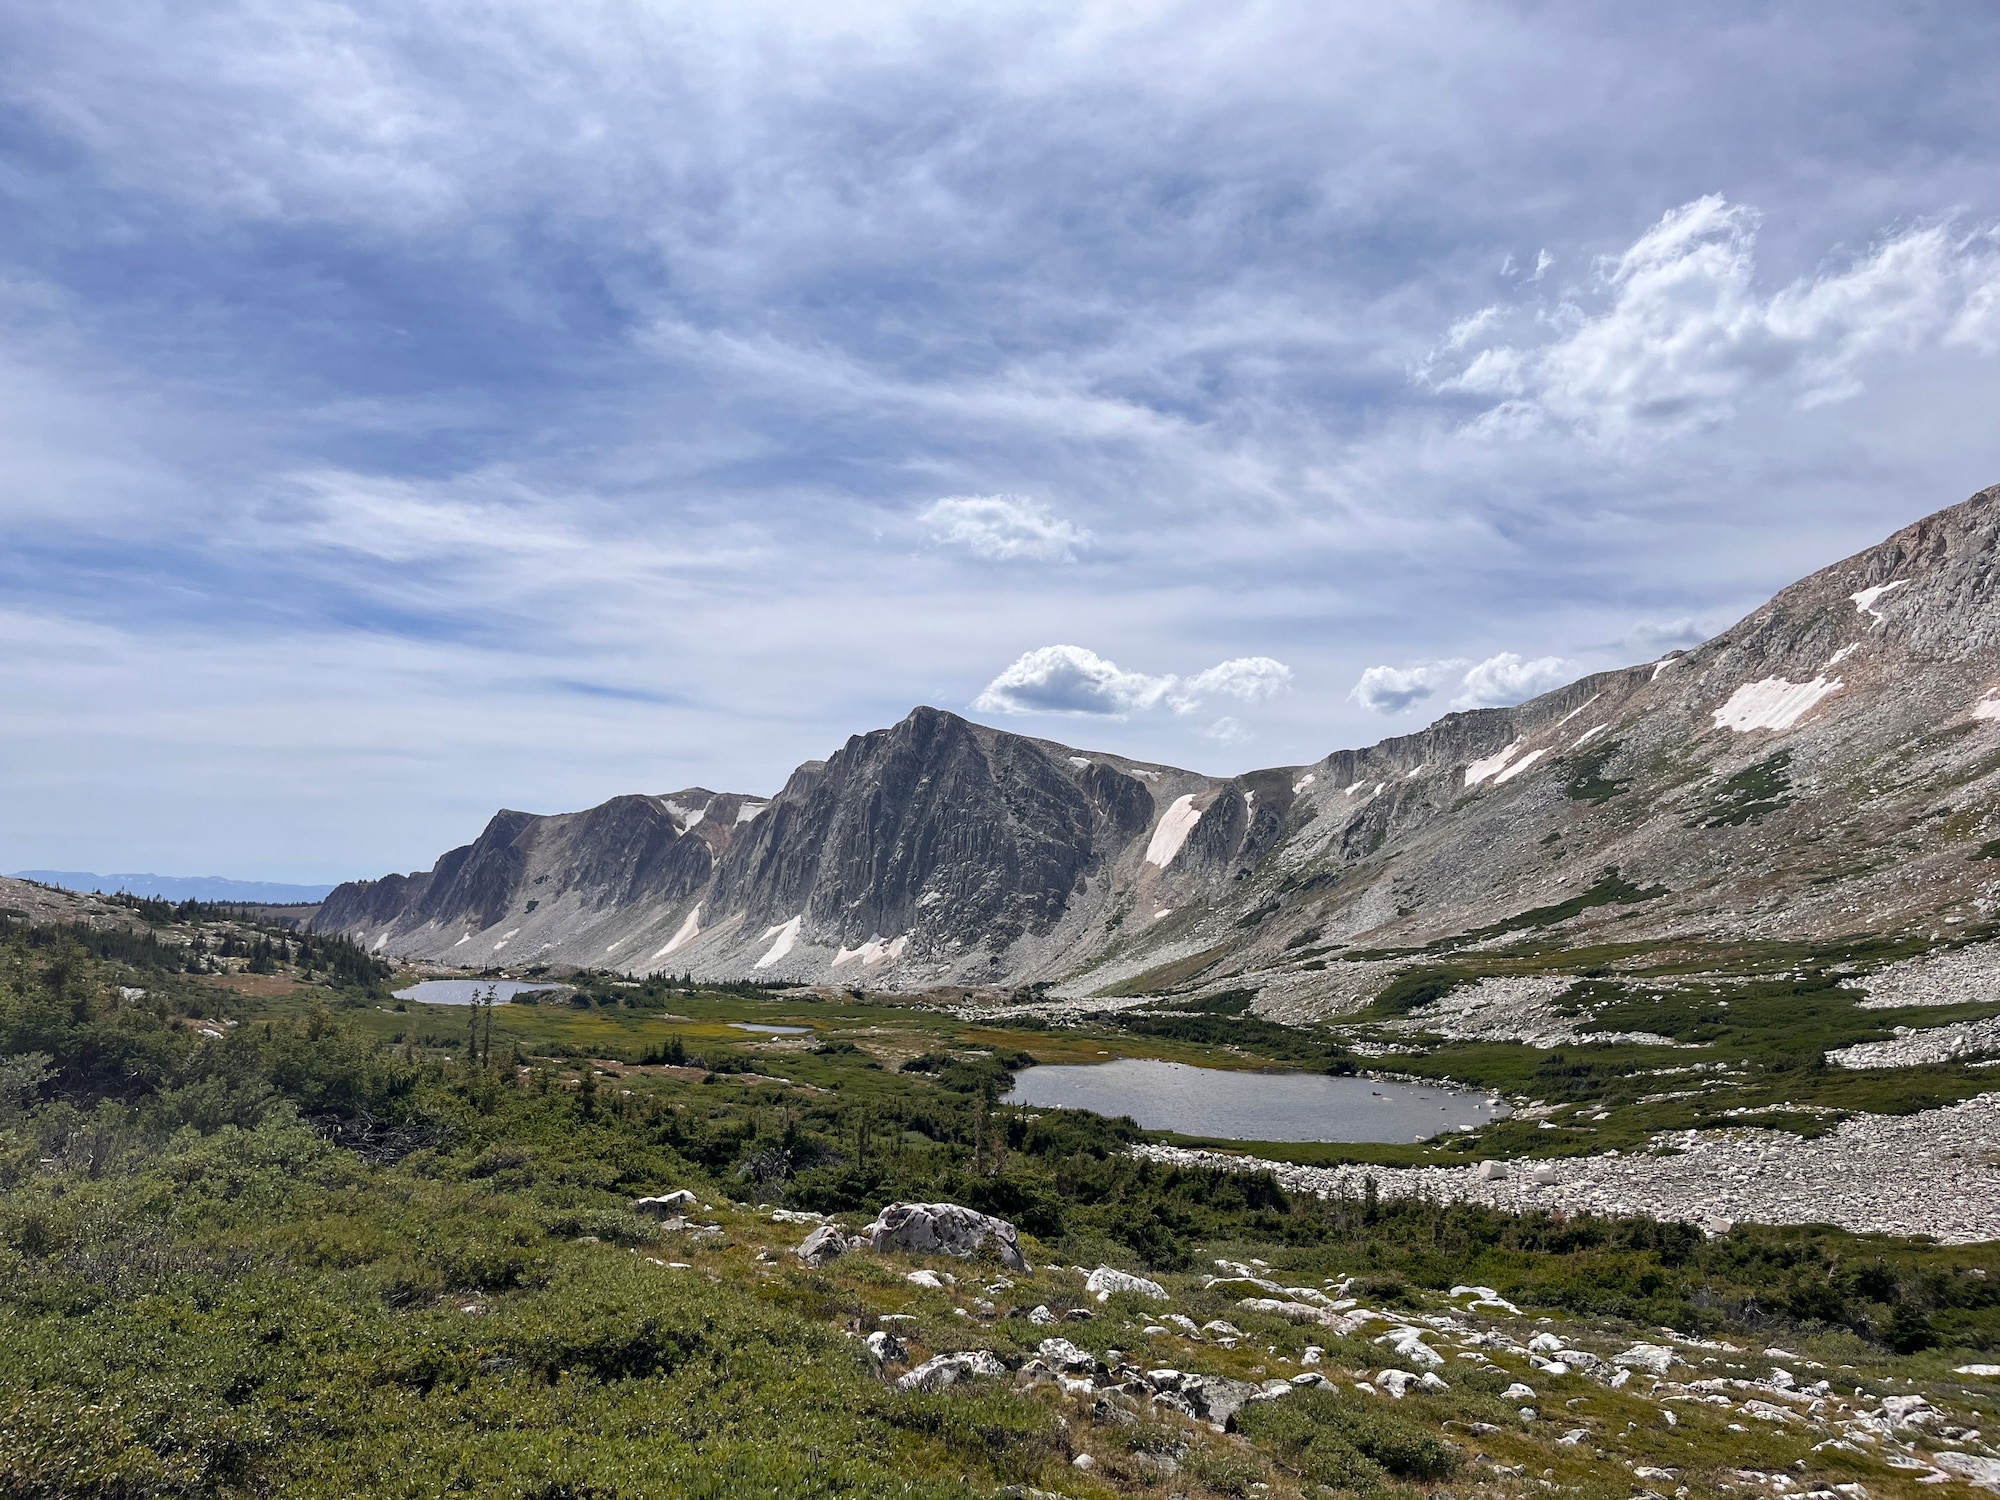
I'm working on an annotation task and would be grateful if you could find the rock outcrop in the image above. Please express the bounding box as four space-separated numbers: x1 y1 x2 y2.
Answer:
864 1202 1029 1272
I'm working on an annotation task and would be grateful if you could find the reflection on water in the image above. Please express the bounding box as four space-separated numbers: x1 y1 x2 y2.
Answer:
391 979 563 1006
1002 1057 1504 1143
730 1022 812 1034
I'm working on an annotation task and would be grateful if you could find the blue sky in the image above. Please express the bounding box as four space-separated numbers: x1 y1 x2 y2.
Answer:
2 1 1997 882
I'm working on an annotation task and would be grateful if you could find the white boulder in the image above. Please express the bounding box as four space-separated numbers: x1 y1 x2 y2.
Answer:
1085 1265 1168 1301
866 1202 1028 1271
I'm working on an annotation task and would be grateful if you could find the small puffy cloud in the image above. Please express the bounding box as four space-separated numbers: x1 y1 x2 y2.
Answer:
974 646 1291 718
1427 196 2000 445
1180 656 1293 704
1353 653 1576 714
972 644 1172 715
1202 715 1250 745
1349 659 1466 715
1453 652 1573 708
920 494 1090 562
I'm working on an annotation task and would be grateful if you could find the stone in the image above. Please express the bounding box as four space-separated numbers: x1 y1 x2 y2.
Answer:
895 1349 1008 1392
1070 1454 1096 1471
1957 1364 2000 1377
905 1268 946 1289
1375 1369 1418 1398
863 1330 907 1364
1239 1297 1331 1324
1614 1343 1677 1375
1527 1332 1564 1354
1180 1374 1261 1428
1557 1428 1589 1447
631 1189 697 1218
1418 1372 1450 1393
770 1208 825 1224
1880 1395 1937 1428
1200 1320 1243 1339
1474 1160 1509 1180
1502 1383 1537 1401
1037 1337 1097 1373
1085 1265 1168 1301
794 1225 849 1267
1027 1304 1057 1325
865 1201 1029 1271
1934 1452 2000 1490
1163 1313 1202 1337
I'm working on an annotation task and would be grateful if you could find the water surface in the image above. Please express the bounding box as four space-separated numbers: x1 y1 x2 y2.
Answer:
1003 1057 1503 1143
392 979 565 1006
730 1022 812 1035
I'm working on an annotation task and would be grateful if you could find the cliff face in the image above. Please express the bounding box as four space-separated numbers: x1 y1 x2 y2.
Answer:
320 484 2000 999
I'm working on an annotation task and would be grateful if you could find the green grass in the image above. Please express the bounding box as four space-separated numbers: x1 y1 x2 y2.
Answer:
7 910 2000 1497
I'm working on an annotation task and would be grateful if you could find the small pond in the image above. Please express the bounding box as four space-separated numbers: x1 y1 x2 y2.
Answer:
1002 1057 1505 1143
730 1022 812 1035
392 979 565 1006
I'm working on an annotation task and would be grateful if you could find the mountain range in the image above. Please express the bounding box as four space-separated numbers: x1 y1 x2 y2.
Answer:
317 483 2000 1007
15 871 337 905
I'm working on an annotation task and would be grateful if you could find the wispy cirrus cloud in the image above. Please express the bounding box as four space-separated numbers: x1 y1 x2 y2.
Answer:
0 1 1995 876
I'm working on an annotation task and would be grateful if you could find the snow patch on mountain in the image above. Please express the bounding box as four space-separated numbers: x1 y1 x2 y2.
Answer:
1493 748 1547 785
754 915 802 969
1850 579 1908 620
651 905 701 962
1712 677 1844 732
1144 795 1203 868
1464 741 1524 787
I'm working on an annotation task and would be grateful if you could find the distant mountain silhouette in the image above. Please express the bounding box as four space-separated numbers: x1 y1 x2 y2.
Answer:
12 870 334 904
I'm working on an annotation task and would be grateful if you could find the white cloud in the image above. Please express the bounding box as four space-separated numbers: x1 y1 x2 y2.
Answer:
1181 656 1293 704
920 494 1090 562
973 645 1175 716
1350 659 1466 715
974 646 1291 718
1355 652 1576 714
1430 196 2000 444
1203 716 1250 745
1453 652 1573 708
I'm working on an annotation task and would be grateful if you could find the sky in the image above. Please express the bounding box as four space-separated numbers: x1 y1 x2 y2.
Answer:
2 1 1998 883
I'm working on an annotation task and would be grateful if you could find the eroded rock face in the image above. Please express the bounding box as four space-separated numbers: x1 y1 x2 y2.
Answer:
864 1202 1029 1272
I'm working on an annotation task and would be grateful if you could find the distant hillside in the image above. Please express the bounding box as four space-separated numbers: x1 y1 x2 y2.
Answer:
12 870 336 905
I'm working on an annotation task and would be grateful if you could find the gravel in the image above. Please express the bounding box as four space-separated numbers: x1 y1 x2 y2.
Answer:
1133 1091 2000 1243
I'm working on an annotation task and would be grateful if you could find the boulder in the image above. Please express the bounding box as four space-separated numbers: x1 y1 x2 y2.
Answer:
794 1225 849 1268
632 1189 698 1218
1037 1337 1096 1373
1027 1304 1057 1325
1375 1369 1418 1398
1612 1343 1676 1376
1934 1453 2000 1490
1085 1265 1168 1301
1238 1297 1329 1324
895 1349 1008 1392
1474 1160 1509 1181
1180 1374 1261 1428
865 1202 1028 1271
1880 1394 1938 1429
863 1330 907 1364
